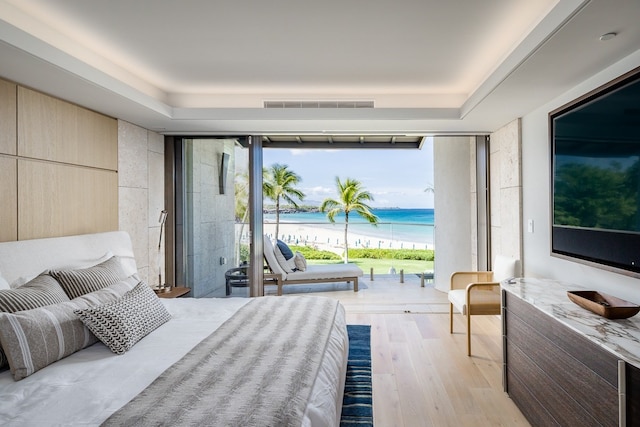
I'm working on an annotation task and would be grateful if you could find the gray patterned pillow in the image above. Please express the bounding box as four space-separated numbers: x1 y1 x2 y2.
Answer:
0 274 70 369
0 277 138 380
75 282 171 355
49 256 127 299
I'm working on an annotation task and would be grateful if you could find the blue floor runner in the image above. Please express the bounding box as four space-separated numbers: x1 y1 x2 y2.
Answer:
340 324 373 427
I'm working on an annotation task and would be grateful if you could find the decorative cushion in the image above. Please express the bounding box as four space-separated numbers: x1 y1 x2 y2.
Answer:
49 256 128 299
0 273 71 370
276 240 294 260
274 241 297 274
0 277 138 380
294 251 307 271
75 282 171 355
0 273 70 313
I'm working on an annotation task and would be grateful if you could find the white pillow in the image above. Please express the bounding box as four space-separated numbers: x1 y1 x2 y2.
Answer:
294 252 307 271
0 276 9 290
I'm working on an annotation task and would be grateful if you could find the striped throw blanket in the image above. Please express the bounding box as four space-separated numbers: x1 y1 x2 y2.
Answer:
103 296 341 427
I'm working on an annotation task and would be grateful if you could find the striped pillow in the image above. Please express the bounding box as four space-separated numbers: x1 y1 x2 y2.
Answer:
75 282 171 355
49 256 127 299
0 274 69 312
0 277 138 380
0 274 71 369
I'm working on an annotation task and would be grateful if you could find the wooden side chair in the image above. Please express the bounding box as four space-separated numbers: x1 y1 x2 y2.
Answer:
448 255 518 356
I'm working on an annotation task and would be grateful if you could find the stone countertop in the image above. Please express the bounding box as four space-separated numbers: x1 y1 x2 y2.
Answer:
502 277 640 369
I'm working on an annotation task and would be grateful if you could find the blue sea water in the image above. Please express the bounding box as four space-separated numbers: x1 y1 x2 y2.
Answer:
265 208 435 247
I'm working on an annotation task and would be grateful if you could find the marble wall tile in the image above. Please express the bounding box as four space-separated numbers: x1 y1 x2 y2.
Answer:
499 120 522 188
148 150 165 227
118 122 164 283
148 225 164 289
184 138 236 296
490 150 501 228
118 186 149 273
490 118 522 264
118 121 148 189
148 131 164 155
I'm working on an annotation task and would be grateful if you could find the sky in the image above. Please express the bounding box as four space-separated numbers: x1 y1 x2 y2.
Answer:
252 137 434 209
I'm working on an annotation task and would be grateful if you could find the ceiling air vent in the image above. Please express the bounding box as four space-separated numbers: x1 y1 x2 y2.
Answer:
264 100 374 109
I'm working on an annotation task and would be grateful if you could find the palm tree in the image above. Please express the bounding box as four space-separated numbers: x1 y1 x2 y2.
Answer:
263 163 305 240
320 177 378 263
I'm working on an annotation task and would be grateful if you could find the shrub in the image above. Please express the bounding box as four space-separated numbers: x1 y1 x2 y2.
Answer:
288 245 342 260
288 245 434 262
348 248 434 261
239 244 250 262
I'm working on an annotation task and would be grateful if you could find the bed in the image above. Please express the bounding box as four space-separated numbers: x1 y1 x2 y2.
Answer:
0 231 349 426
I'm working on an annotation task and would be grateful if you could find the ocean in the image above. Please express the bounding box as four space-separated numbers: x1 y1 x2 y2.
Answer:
265 208 435 248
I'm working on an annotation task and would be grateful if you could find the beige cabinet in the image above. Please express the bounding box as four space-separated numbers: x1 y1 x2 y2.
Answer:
18 160 118 240
18 87 117 170
0 157 17 242
0 79 17 155
0 80 119 241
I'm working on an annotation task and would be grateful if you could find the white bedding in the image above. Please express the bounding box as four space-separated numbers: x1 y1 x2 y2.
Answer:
0 296 348 426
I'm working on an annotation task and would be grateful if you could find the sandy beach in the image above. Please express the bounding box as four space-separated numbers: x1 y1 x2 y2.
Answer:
262 221 433 256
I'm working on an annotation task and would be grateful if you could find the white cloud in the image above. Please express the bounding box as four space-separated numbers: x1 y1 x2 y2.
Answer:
306 185 333 194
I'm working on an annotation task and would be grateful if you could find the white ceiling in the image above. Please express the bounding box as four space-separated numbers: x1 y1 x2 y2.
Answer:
0 0 639 136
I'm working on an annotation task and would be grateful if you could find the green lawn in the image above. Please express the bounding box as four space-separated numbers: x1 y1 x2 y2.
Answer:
308 258 433 275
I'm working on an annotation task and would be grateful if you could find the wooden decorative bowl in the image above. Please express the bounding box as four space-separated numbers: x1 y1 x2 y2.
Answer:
567 291 640 319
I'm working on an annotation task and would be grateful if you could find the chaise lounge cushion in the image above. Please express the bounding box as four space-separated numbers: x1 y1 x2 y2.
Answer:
284 263 363 282
264 236 363 283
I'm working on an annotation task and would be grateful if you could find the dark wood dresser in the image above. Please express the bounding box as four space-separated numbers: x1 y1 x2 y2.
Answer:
502 278 640 427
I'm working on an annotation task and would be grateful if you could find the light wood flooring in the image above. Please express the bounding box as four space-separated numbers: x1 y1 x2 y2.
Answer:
298 274 531 427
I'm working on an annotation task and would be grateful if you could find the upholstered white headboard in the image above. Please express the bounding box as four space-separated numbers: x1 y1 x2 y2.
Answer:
0 231 137 288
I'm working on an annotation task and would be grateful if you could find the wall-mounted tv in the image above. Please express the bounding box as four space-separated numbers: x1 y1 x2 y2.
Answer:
550 66 640 274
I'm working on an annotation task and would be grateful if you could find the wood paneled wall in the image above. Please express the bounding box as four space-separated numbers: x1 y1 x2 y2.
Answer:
0 79 18 242
0 158 17 242
0 78 118 242
18 88 117 170
0 79 16 155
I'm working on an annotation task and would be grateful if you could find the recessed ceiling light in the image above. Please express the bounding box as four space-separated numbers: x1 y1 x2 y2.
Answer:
599 32 617 41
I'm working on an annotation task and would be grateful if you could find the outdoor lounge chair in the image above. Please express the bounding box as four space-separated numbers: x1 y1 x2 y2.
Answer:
264 236 362 295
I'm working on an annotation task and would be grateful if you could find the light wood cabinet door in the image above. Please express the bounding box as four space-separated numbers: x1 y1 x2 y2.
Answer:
18 159 118 240
17 87 117 170
0 157 17 242
0 79 17 155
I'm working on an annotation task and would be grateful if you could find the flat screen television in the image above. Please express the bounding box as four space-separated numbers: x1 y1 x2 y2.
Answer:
550 66 640 274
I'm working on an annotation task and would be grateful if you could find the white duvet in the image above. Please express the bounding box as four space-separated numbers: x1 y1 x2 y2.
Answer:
0 297 348 427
